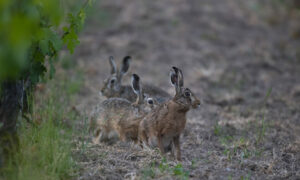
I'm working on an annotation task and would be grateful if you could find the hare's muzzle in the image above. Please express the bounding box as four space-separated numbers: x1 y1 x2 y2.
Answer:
192 99 201 109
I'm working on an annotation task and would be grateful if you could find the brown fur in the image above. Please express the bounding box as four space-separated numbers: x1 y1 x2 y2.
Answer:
138 67 201 161
117 116 143 143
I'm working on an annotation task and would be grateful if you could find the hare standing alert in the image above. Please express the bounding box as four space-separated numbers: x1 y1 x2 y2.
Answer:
138 67 201 161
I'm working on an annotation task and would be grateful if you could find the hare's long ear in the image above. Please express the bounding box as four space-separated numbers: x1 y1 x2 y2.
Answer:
120 56 131 76
131 74 143 104
131 74 140 94
109 56 117 74
171 66 181 94
178 68 184 87
170 71 178 86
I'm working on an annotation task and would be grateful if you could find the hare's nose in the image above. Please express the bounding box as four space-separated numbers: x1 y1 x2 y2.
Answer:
197 103 201 108
194 100 201 108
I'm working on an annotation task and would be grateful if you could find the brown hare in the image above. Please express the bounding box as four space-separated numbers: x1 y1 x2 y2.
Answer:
100 56 171 103
138 67 201 161
91 74 158 144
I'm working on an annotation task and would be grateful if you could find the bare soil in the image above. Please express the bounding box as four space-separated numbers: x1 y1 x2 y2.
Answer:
69 0 300 179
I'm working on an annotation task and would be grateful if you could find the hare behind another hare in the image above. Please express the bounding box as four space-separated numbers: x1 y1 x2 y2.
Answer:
138 67 201 161
91 74 158 144
100 56 171 103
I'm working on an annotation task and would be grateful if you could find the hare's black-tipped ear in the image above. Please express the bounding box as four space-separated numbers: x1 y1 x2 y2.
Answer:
171 66 183 87
131 73 140 94
170 71 178 86
171 66 180 85
171 66 182 94
109 56 117 74
120 56 131 75
172 66 179 76
178 69 184 87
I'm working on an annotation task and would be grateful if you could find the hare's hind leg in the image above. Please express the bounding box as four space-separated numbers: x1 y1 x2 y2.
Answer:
92 128 108 144
92 129 101 144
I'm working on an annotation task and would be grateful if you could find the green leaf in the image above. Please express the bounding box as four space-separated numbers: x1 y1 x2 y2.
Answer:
172 163 189 179
44 28 63 52
39 28 63 57
173 164 184 175
49 35 63 52
63 28 80 54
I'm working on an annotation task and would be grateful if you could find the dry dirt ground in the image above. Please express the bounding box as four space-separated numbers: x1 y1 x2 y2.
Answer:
68 0 300 179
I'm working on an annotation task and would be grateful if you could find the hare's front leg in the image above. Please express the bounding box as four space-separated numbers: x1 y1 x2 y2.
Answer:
173 135 181 161
157 134 165 155
138 129 149 148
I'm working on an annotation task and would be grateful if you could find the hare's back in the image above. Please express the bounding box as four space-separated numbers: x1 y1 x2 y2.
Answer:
102 97 132 110
143 84 171 103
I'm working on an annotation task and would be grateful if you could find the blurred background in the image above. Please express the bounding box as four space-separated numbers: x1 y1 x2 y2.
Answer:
77 0 300 113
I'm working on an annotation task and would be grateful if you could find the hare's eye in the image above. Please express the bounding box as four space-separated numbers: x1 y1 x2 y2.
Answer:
184 91 191 97
147 99 154 105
